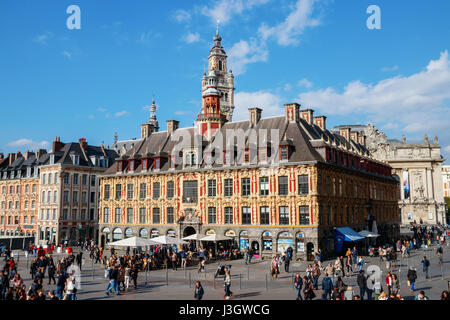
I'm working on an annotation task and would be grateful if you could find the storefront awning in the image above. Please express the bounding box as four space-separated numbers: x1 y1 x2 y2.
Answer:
336 227 365 242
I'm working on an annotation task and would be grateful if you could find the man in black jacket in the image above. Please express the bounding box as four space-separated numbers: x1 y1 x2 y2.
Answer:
76 251 83 271
357 270 368 300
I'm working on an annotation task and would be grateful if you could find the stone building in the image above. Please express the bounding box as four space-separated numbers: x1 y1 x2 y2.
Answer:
334 124 446 225
97 32 400 261
36 138 118 245
0 151 43 237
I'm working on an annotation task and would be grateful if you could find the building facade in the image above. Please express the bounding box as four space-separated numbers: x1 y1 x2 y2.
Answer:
443 165 450 198
35 138 118 245
0 151 43 237
334 124 446 225
97 33 400 260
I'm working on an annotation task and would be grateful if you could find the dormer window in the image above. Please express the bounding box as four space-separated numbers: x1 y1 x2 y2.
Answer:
184 151 197 167
280 146 289 161
129 160 135 172
154 158 161 170
50 154 55 165
243 149 250 164
90 156 97 166
70 154 80 165
142 159 148 171
117 161 123 172
259 147 268 163
205 152 213 166
169 155 175 169
223 150 232 165
27 167 31 177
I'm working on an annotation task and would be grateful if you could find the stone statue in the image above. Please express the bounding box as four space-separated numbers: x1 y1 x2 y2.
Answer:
402 135 406 143
434 136 438 144
424 134 429 144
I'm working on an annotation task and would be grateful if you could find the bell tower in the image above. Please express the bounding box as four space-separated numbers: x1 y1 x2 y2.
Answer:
197 70 226 140
141 97 159 139
201 27 235 122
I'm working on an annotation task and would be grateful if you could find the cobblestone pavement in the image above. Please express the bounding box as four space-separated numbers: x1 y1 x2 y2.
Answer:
5 242 450 300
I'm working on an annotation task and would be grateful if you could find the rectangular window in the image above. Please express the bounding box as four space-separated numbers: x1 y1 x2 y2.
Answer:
280 146 288 160
104 208 110 223
260 177 269 196
73 173 79 185
153 182 160 199
73 191 78 203
208 207 216 224
224 207 233 224
167 181 174 198
259 147 267 162
241 178 251 196
243 149 250 163
167 207 174 224
139 183 146 199
81 209 86 220
91 175 96 187
82 192 87 203
72 209 77 220
224 151 232 165
224 179 233 197
279 206 289 225
115 208 121 223
153 208 160 224
104 185 110 200
298 175 309 195
82 174 87 186
317 174 322 195
53 209 57 220
64 174 69 185
260 206 270 225
127 184 134 199
116 184 122 200
90 192 95 203
299 206 310 225
127 208 133 223
63 209 68 220
208 179 216 197
139 208 146 224
279 176 289 195
183 180 198 203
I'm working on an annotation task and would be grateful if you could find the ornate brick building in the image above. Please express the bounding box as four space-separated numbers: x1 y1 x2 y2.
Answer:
0 151 43 237
97 32 400 260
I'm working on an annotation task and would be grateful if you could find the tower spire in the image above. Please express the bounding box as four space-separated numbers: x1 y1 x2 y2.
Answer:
216 20 220 36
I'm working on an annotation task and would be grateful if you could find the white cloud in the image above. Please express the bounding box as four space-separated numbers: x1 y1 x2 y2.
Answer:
258 0 321 46
33 32 53 45
7 139 50 151
175 110 191 116
184 32 200 43
98 107 107 112
114 111 130 118
234 90 284 121
229 38 268 75
284 84 292 92
62 51 72 59
201 0 270 25
173 9 192 23
298 78 313 88
444 145 450 153
137 31 161 45
382 65 399 72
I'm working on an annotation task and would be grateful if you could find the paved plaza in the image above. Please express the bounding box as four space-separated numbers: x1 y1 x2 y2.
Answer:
5 242 450 300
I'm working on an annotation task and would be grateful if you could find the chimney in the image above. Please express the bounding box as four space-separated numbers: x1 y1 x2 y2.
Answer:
166 120 180 135
52 137 65 153
349 131 359 143
78 138 88 151
339 127 351 141
284 103 300 123
141 123 156 139
300 109 314 125
24 151 35 160
313 116 327 130
36 149 47 159
358 134 366 146
248 108 262 126
8 153 17 166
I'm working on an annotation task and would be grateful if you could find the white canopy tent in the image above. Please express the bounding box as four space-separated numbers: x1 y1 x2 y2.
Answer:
151 235 187 245
201 234 233 242
106 236 158 248
358 230 380 238
182 233 207 241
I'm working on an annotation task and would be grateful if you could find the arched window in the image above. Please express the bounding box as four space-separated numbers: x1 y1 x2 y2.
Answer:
191 153 196 165
219 60 222 71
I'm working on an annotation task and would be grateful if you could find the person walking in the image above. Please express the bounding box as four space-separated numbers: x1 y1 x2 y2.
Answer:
357 270 368 300
270 257 279 280
47 260 56 285
224 269 232 300
303 276 315 300
194 281 204 300
284 252 290 273
356 256 365 271
171 252 178 271
321 275 333 300
407 267 417 292
385 272 393 296
392 274 400 296
345 253 353 277
312 263 321 290
414 290 429 300
294 273 303 300
421 256 430 279
76 251 83 271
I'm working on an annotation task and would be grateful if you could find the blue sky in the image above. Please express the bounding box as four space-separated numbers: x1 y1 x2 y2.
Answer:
1 0 449 163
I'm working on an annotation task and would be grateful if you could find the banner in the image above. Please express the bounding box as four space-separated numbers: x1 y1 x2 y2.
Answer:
403 171 410 199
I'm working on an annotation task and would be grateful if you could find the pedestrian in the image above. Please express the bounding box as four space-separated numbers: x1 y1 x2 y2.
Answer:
294 273 303 300
356 256 365 271
312 263 321 290
194 281 204 300
345 253 353 277
414 290 429 300
357 270 368 300
171 252 178 271
392 274 400 295
76 251 83 271
284 252 290 273
56 271 66 300
441 290 450 300
224 269 232 300
65 276 76 300
48 260 56 285
124 264 131 292
321 276 333 300
270 257 279 280
131 264 138 289
344 286 354 300
303 276 315 300
420 256 430 279
385 272 393 296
